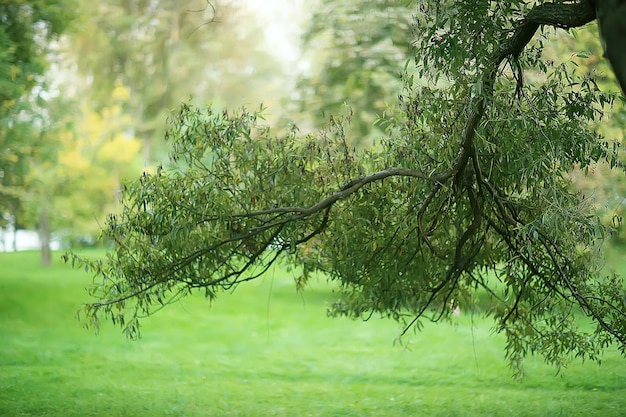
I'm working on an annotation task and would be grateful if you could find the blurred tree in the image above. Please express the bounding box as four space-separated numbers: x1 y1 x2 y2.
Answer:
296 0 412 144
68 0 284 163
0 120 35 232
23 85 141 265
70 1 626 376
0 0 75 225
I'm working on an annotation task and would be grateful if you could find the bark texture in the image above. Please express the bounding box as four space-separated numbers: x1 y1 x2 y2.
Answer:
596 0 626 94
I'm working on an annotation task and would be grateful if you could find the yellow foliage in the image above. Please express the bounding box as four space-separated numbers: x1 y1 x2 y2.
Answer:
97 133 141 165
29 89 142 237
58 148 90 171
111 81 131 103
2 99 16 110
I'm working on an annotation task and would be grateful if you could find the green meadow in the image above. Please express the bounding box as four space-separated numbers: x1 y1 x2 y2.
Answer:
1 250 625 416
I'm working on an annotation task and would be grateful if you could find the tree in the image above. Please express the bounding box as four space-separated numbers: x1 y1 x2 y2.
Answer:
23 86 141 265
595 0 626 93
69 1 626 376
0 0 75 224
69 0 285 163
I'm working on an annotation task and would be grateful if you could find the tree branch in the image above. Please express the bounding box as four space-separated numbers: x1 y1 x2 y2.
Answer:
498 1 596 60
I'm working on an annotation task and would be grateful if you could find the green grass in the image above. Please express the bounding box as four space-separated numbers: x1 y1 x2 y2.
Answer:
1 250 625 416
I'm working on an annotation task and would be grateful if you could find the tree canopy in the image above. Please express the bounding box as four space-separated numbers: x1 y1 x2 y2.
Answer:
69 0 285 163
0 0 75 224
69 0 626 375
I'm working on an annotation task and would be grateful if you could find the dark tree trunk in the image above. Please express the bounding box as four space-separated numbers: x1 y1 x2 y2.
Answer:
595 0 626 95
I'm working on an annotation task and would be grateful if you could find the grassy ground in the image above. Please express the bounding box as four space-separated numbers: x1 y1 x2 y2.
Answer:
1 250 625 416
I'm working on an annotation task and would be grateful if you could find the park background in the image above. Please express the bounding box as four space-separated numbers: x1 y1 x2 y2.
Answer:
1 1 626 416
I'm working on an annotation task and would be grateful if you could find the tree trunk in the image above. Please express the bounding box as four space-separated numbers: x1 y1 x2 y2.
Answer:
39 209 51 266
596 0 626 95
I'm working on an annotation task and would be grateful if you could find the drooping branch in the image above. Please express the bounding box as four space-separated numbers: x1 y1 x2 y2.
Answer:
391 0 619 335
188 1 605 297
75 2 626 360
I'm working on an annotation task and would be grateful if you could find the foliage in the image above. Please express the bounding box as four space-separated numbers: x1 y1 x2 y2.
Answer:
68 0 285 163
4 251 626 416
70 1 626 375
547 25 626 244
297 0 412 143
0 119 38 227
22 86 142 244
0 0 75 221
0 0 72 118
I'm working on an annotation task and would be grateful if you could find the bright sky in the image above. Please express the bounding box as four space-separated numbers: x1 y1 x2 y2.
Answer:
246 0 308 63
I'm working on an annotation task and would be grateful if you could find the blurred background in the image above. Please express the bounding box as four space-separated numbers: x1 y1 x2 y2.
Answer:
1 0 624 265
2 4 626 415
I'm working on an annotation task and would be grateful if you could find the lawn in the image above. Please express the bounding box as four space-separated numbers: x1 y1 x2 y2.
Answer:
1 250 625 416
